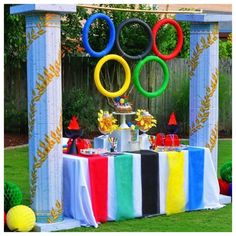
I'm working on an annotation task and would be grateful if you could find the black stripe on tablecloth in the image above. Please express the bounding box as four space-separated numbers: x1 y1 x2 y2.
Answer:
130 150 160 216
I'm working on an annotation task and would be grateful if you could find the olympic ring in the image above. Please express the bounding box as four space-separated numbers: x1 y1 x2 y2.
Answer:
152 18 183 60
94 54 131 98
116 18 153 60
133 56 169 98
82 13 116 58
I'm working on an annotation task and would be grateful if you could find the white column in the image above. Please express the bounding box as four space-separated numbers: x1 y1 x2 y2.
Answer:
10 4 76 224
176 14 232 171
188 22 219 171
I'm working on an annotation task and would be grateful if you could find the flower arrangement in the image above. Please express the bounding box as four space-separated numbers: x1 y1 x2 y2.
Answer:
135 109 157 132
98 110 118 134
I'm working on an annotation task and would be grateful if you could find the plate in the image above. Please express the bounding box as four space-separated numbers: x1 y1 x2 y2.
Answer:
154 144 189 152
80 148 107 155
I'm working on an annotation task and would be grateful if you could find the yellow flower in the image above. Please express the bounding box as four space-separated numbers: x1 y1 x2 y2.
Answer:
98 110 118 134
135 109 157 132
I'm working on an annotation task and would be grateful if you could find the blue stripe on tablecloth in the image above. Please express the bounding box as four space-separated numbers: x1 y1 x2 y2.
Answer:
187 147 204 210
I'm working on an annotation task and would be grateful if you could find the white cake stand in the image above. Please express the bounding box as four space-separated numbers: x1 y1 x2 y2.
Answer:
112 112 136 129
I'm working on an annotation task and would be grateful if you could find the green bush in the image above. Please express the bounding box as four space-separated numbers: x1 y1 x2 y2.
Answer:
219 34 232 58
219 72 232 136
62 88 97 136
5 88 98 136
4 100 28 134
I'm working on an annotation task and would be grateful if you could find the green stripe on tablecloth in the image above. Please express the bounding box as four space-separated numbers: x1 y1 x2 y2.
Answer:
115 154 134 220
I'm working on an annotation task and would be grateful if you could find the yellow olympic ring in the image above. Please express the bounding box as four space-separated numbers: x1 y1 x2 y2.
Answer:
94 54 131 98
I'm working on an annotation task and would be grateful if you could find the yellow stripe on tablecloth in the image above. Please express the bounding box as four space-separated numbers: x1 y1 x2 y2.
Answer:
166 151 185 215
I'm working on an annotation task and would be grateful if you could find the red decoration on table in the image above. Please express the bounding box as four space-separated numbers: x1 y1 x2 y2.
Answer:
218 178 230 195
164 134 180 146
76 139 92 151
65 116 85 154
67 138 92 154
68 116 80 130
168 112 177 126
166 112 180 146
156 133 165 146
152 113 181 148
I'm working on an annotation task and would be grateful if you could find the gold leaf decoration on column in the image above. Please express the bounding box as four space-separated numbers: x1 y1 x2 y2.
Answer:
206 124 218 152
189 68 219 136
47 200 63 223
30 113 62 205
28 51 61 138
26 14 56 50
189 24 218 78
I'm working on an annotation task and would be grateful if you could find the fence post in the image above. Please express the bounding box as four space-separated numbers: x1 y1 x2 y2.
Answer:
10 4 81 231
176 14 232 171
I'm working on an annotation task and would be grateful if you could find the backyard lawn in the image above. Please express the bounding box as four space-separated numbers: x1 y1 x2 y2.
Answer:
4 140 232 232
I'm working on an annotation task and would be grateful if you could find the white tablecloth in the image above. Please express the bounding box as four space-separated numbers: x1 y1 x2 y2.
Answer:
63 147 222 227
63 155 98 227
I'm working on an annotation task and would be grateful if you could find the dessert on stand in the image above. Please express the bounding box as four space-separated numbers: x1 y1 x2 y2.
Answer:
93 105 185 153
112 96 135 129
95 96 141 152
94 98 157 151
113 96 133 113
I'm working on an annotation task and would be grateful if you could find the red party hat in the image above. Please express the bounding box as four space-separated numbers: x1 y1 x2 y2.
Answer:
168 112 177 126
68 116 80 130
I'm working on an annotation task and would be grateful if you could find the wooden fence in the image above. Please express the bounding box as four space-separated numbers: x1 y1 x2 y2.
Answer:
4 58 232 137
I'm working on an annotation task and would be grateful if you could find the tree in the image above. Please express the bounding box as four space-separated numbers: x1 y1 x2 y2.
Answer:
219 33 232 58
4 4 26 68
61 6 89 57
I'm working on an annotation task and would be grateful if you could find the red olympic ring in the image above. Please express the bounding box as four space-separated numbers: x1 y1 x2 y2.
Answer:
152 18 184 61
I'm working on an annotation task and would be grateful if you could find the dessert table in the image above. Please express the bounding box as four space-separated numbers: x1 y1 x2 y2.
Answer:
63 147 222 228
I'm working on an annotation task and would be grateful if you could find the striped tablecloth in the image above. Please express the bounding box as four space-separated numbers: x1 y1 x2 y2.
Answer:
63 147 222 227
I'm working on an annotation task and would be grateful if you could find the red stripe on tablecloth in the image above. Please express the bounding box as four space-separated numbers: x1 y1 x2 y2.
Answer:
79 154 108 223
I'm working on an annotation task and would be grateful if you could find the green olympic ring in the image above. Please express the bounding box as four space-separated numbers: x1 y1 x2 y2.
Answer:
133 56 169 98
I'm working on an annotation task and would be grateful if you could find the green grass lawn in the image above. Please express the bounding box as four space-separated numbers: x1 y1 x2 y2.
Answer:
4 140 232 232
